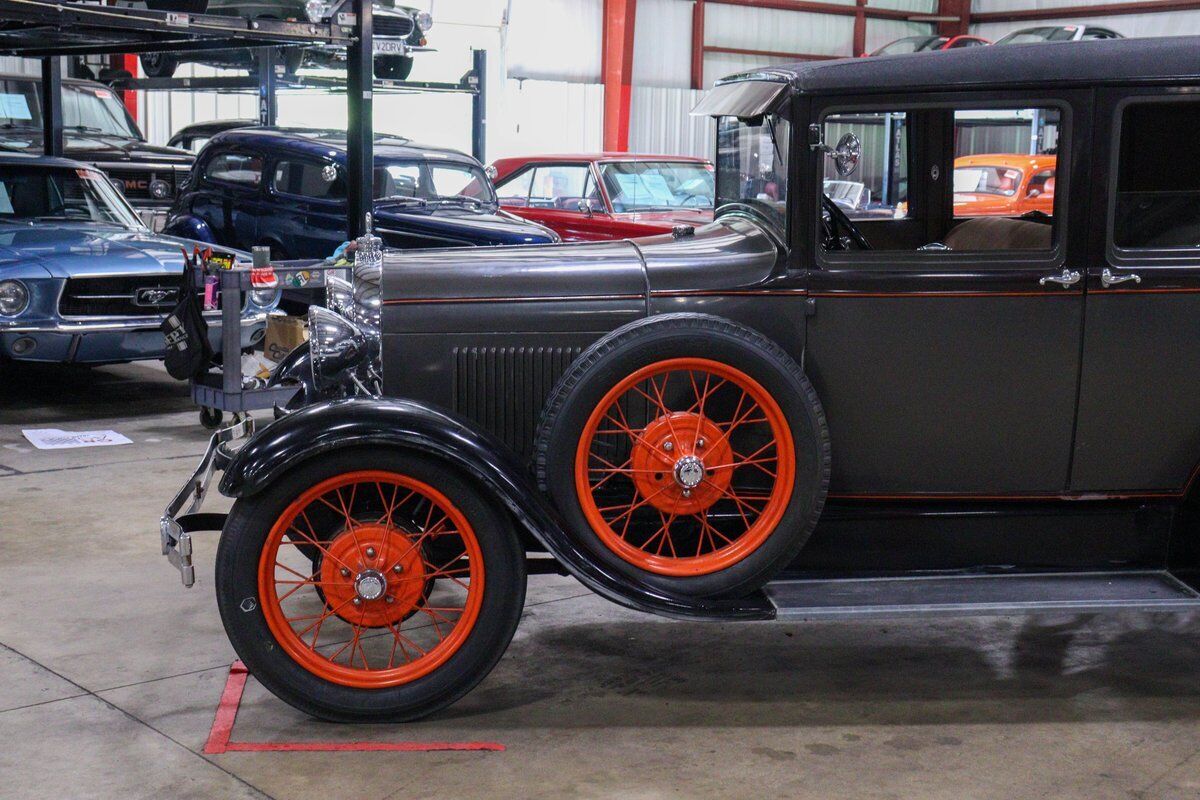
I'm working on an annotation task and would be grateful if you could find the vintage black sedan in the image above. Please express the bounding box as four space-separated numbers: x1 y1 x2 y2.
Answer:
161 37 1200 722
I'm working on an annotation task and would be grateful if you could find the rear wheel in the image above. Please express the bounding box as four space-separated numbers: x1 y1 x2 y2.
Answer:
536 314 830 599
139 51 179 78
216 448 526 722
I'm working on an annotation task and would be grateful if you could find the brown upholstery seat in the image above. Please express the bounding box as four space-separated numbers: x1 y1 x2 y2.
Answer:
943 216 1053 251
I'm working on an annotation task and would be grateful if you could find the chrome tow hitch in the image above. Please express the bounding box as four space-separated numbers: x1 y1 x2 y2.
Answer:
160 415 255 587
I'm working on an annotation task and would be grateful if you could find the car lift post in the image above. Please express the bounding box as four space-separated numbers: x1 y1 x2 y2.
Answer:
40 56 63 157
471 48 486 163
256 47 278 126
346 0 373 240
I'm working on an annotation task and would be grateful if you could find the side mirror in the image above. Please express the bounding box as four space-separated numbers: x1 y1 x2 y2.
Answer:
578 199 604 216
1027 188 1041 198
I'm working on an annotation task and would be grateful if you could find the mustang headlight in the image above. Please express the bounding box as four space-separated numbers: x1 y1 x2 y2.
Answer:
0 280 29 316
308 306 369 390
305 0 332 22
415 10 433 31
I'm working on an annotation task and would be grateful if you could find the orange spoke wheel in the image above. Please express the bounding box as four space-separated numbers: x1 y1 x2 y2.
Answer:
258 471 485 689
575 357 795 576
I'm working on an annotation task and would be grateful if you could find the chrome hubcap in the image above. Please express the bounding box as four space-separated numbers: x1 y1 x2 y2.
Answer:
673 455 705 490
353 569 387 601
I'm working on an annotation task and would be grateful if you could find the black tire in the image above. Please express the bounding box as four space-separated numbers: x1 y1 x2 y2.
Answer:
199 406 223 430
145 0 209 11
139 52 179 79
375 55 414 81
215 447 527 722
535 313 830 599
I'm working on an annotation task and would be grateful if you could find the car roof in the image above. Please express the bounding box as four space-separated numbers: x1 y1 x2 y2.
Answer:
208 127 479 165
955 154 1058 171
0 152 92 169
0 71 111 90
174 119 256 136
722 36 1200 96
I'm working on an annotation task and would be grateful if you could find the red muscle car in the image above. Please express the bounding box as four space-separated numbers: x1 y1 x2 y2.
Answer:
488 153 715 241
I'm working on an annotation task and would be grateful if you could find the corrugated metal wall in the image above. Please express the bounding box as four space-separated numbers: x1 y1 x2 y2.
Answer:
970 0 1200 39
629 85 711 156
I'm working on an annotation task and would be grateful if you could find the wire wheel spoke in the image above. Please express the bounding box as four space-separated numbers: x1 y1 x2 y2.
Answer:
258 471 486 689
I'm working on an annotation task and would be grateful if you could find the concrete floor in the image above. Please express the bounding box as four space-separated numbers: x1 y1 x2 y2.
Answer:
2 361 1200 800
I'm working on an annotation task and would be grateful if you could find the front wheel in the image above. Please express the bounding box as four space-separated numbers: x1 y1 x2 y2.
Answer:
215 448 526 722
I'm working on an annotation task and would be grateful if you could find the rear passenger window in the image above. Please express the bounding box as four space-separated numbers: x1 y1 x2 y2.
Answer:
273 159 344 199
528 165 591 210
206 152 263 187
1113 100 1200 251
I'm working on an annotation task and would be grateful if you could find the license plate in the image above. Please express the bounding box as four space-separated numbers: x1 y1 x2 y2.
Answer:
374 39 408 55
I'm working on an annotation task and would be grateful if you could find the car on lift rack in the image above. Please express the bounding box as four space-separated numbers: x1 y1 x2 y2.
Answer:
0 153 274 365
489 153 715 241
160 37 1200 723
0 72 194 229
864 33 990 56
138 0 432 80
163 127 559 261
994 25 1124 44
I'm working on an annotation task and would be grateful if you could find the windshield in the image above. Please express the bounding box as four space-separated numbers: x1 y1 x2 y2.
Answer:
954 166 1023 196
598 161 714 212
375 160 497 205
0 80 140 143
715 113 789 229
873 36 945 55
997 27 1076 44
0 164 143 227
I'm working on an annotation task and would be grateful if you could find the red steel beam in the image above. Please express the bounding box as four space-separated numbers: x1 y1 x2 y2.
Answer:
705 44 841 60
973 0 1200 23
937 0 968 36
602 0 637 151
852 0 867 56
691 0 705 89
112 53 139 122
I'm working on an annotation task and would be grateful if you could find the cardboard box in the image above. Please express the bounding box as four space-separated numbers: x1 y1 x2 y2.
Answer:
263 314 308 363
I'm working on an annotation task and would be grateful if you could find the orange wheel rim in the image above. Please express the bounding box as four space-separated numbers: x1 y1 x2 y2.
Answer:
574 357 795 576
257 470 484 688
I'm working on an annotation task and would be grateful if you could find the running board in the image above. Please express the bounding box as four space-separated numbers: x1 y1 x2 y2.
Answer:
765 571 1200 621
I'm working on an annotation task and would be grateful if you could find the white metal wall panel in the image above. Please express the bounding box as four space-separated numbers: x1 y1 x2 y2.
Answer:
506 0 603 83
629 85 712 157
0 57 38 76
632 0 693 89
705 3 855 55
868 0 935 11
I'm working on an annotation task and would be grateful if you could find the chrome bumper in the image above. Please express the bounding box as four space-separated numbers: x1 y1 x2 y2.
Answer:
160 415 254 587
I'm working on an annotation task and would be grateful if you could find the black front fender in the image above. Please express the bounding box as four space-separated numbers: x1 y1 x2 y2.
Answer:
220 398 773 621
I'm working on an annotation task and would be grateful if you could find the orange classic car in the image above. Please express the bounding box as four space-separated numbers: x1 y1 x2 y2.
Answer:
953 154 1057 217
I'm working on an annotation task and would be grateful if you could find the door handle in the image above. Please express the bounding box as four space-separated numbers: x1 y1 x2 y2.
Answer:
1100 268 1141 288
1039 269 1082 287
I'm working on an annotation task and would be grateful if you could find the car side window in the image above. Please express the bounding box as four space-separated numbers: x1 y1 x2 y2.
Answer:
496 169 533 206
272 159 344 200
206 152 263 188
819 105 1063 256
528 165 591 211
1112 99 1200 252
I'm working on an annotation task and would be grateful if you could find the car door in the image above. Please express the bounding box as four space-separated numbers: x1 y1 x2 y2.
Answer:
267 156 346 258
804 92 1090 495
1070 89 1200 492
197 148 266 250
507 163 605 242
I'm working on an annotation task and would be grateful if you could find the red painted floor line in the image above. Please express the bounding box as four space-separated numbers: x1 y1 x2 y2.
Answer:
203 661 505 754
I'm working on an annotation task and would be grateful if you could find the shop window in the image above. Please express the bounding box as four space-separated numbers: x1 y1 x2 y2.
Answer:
206 152 263 187
1113 100 1200 251
273 159 343 199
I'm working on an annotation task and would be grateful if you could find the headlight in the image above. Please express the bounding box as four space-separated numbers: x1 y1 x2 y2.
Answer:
308 306 369 390
305 0 331 22
109 178 125 195
251 287 280 306
415 10 433 31
149 179 172 200
0 280 29 316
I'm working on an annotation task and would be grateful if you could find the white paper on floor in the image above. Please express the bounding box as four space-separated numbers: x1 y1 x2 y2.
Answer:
21 428 133 450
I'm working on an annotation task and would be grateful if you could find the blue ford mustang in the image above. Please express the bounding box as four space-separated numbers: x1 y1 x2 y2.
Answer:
0 154 277 365
162 128 559 258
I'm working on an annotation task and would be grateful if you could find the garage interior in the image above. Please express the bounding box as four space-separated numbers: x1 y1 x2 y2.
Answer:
3 2 1200 799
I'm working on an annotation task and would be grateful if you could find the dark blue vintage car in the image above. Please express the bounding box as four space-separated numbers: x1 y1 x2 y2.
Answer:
0 154 276 365
162 128 559 259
